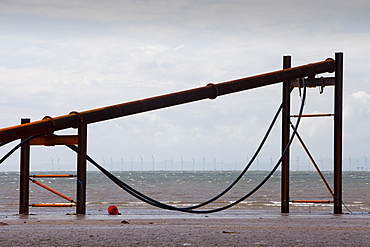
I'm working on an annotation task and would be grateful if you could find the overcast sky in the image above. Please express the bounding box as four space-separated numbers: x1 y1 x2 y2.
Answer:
1 0 370 171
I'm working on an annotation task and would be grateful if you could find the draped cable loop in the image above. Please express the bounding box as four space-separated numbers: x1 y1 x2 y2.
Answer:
0 80 325 214
66 82 307 214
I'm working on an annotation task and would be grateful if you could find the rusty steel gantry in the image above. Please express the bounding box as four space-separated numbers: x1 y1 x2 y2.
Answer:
0 52 343 215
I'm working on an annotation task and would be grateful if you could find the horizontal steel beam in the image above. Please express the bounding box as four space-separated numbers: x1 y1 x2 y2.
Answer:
30 174 76 178
31 204 75 207
290 200 333 204
29 135 78 146
289 77 335 88
290 114 334 118
0 58 335 143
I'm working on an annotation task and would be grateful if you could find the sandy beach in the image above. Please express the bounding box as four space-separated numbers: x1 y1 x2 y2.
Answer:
1 212 369 246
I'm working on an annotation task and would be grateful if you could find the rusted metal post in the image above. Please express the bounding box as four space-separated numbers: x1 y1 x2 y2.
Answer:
334 52 343 214
19 118 30 214
76 117 87 215
281 56 291 213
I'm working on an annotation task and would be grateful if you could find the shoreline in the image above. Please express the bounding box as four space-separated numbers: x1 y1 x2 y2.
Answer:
1 213 369 246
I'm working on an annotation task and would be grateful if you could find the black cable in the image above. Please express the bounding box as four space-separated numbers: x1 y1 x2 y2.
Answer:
66 102 285 212
0 140 14 147
178 79 308 213
67 80 308 213
0 134 44 165
67 144 175 210
187 102 283 209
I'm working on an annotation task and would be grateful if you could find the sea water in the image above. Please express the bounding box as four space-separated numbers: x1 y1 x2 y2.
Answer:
1 171 369 216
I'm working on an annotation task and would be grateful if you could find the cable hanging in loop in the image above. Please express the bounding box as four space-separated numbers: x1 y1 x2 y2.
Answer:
64 79 308 214
0 78 309 214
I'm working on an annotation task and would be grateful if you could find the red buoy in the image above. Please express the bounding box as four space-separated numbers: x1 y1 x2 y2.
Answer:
108 205 120 215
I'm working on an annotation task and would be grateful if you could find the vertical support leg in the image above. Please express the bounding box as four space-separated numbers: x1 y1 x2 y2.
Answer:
76 117 87 215
334 52 343 214
19 118 31 215
281 56 291 213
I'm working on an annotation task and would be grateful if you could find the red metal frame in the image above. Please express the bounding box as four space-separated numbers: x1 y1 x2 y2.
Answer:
5 54 342 215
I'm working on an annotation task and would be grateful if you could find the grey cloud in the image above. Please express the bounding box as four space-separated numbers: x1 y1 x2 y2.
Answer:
1 0 370 170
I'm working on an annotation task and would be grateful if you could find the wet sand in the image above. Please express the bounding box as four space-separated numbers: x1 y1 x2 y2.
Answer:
1 213 370 246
